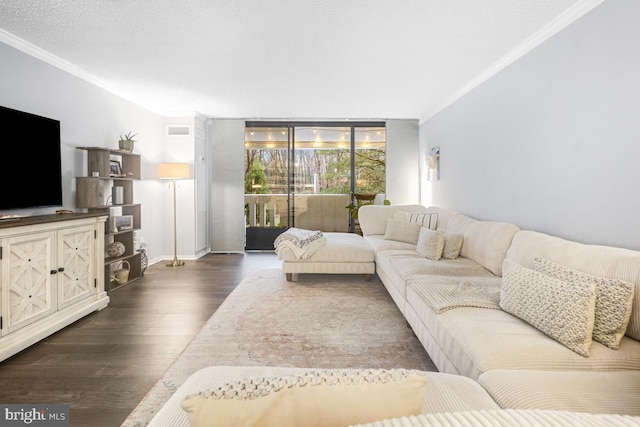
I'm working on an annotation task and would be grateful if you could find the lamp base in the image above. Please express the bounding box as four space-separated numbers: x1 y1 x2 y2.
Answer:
166 259 185 267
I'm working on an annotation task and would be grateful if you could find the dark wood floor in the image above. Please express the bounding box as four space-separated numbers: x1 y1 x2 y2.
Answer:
0 252 281 427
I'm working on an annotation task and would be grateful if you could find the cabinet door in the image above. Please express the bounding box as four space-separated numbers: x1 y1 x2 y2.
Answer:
57 224 95 309
1 231 55 335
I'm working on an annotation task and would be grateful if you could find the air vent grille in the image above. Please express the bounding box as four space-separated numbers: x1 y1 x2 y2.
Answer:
167 125 191 136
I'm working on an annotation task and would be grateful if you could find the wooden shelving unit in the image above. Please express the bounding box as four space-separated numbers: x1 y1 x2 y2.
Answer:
75 147 142 292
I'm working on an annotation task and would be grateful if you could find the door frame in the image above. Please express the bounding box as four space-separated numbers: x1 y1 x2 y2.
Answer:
244 121 385 248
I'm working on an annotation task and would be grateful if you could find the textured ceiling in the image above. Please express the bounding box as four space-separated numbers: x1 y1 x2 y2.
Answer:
0 0 599 121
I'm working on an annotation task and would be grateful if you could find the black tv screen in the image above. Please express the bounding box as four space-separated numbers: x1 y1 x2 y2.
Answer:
0 106 63 211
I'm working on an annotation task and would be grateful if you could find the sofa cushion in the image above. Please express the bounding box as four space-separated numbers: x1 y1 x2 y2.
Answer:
352 409 640 427
505 229 640 342
358 205 427 236
147 366 501 426
407 275 501 313
386 252 495 281
446 215 519 276
373 250 495 316
351 410 640 427
180 368 427 427
393 210 438 230
364 235 417 253
384 218 422 244
374 250 425 309
439 229 464 259
500 260 597 357
415 228 444 260
278 232 374 263
404 295 640 380
478 370 640 416
532 257 635 350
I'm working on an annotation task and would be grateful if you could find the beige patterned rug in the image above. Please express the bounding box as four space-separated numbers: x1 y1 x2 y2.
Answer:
122 268 435 426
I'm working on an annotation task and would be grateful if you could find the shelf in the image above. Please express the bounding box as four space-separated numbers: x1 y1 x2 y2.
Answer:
77 146 138 154
106 226 141 237
76 178 137 208
78 176 135 180
85 203 140 211
105 251 142 292
76 147 141 180
76 146 143 293
105 251 141 267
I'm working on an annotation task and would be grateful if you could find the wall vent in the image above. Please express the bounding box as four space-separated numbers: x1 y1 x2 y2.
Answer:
167 125 191 136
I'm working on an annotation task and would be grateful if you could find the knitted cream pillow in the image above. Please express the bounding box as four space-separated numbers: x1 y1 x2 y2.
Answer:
384 218 422 244
416 227 444 260
438 228 464 259
532 257 635 350
181 369 428 427
500 260 597 357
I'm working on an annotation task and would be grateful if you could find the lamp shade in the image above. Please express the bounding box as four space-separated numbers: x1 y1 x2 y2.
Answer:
158 163 191 180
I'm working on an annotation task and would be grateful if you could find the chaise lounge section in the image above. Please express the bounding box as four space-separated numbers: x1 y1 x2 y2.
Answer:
277 232 375 282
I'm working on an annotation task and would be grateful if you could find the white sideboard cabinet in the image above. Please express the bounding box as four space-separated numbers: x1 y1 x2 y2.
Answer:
0 213 110 362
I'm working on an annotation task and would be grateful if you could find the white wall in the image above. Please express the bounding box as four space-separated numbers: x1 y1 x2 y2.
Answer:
209 118 246 252
420 0 640 250
161 116 199 261
194 115 211 257
0 41 167 261
385 119 420 205
0 40 420 260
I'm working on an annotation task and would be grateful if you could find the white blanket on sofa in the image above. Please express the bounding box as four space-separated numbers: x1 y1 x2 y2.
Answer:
408 276 502 313
274 228 327 260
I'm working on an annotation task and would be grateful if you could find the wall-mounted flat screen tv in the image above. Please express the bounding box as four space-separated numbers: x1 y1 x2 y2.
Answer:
0 106 63 211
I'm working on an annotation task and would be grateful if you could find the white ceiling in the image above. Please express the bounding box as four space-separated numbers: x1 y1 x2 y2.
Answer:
0 0 602 122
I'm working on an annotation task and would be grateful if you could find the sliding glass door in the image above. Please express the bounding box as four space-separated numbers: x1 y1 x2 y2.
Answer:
244 122 385 250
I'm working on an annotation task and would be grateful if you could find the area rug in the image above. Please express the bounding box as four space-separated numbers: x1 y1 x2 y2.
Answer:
122 268 435 426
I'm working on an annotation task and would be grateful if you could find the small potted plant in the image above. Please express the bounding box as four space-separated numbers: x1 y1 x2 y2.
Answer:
118 131 137 152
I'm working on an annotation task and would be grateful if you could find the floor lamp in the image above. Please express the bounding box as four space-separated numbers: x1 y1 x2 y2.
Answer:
158 163 191 267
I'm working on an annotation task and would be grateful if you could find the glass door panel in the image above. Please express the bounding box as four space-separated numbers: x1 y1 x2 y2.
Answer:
244 126 290 249
291 126 351 233
351 127 386 232
244 123 386 249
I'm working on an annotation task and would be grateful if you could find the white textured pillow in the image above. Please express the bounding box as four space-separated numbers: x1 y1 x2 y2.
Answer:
393 210 438 230
438 229 464 259
384 218 422 244
181 369 428 427
500 260 597 357
532 257 635 350
416 227 444 260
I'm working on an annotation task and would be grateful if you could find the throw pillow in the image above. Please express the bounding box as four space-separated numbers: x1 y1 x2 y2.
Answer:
500 259 597 357
181 369 428 427
384 218 422 244
393 210 438 230
532 257 635 350
416 227 444 260
438 228 464 259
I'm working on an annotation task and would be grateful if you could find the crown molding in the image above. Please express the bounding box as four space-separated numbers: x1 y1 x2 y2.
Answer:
0 28 162 115
421 0 607 123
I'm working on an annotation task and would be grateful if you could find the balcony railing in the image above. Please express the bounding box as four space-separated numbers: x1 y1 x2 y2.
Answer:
245 193 351 232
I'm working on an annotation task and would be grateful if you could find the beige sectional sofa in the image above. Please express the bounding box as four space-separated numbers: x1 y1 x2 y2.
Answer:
147 205 640 425
358 204 640 416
